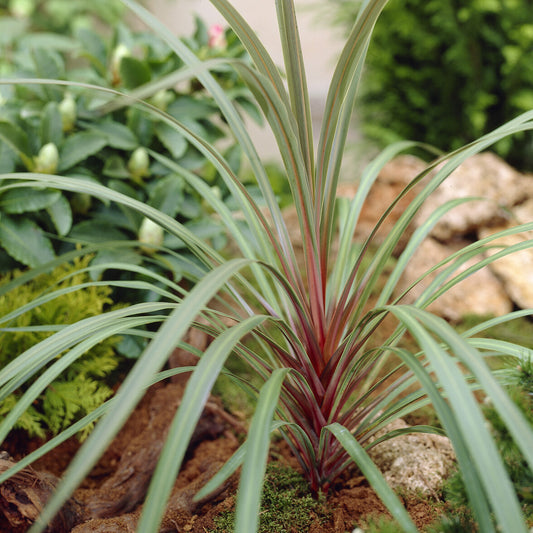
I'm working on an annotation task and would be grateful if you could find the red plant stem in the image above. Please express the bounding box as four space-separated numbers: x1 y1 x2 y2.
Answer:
259 263 326 374
320 331 380 416
282 381 328 437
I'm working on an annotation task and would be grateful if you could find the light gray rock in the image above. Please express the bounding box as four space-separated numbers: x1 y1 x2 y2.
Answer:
367 419 455 494
479 199 533 310
395 237 512 321
415 152 533 241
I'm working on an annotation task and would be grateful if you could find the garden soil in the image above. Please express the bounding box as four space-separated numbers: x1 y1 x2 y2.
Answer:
0 372 439 533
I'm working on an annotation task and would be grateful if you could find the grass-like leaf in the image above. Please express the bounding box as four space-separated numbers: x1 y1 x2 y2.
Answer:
235 368 289 533
326 422 417 533
137 315 267 532
28 258 251 533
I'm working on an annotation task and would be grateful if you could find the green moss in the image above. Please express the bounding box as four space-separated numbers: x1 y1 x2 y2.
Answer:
0 256 124 440
424 513 476 533
210 463 327 533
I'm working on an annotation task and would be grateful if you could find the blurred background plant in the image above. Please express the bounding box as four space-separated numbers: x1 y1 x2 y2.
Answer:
0 0 125 33
320 0 533 170
0 1 264 284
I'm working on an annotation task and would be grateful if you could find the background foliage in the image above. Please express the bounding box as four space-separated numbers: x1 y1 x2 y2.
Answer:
0 4 259 275
0 0 125 33
324 0 533 169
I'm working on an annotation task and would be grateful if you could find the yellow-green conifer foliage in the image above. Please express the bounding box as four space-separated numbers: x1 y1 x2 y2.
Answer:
0 257 123 440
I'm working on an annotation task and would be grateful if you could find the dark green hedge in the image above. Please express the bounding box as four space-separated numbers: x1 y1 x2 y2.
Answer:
328 0 533 169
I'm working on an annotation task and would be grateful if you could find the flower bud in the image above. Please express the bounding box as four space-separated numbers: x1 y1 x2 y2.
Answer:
151 89 174 112
58 93 76 132
110 43 130 86
127 147 150 182
9 0 34 18
138 217 164 253
34 143 59 174
208 24 226 49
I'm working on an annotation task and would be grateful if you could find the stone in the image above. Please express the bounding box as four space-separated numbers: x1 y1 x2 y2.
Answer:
395 237 512 321
479 199 533 310
415 152 533 241
339 155 427 251
367 419 456 494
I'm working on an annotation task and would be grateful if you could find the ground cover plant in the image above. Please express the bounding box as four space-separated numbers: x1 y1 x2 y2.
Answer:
211 463 328 532
1 0 533 532
0 256 123 440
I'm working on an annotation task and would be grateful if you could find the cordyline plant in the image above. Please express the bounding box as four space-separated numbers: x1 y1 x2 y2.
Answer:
1 0 533 532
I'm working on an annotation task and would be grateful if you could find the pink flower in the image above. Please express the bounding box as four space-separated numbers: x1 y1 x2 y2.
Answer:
208 24 226 49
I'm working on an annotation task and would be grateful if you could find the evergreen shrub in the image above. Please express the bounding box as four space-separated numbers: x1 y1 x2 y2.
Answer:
325 0 533 169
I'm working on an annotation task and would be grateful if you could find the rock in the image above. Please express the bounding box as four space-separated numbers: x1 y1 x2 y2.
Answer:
415 152 533 241
367 419 455 494
395 237 512 321
339 155 427 251
479 199 533 309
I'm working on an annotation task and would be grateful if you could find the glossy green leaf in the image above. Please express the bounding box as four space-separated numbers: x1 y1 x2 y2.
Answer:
88 121 139 150
40 102 63 146
0 17 27 45
102 154 130 179
119 56 152 89
148 174 184 217
0 189 61 214
167 95 218 120
69 220 130 243
0 143 16 174
0 120 33 168
154 121 187 159
31 48 63 81
20 33 78 52
58 132 108 172
75 27 108 75
47 195 72 236
0 215 55 267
